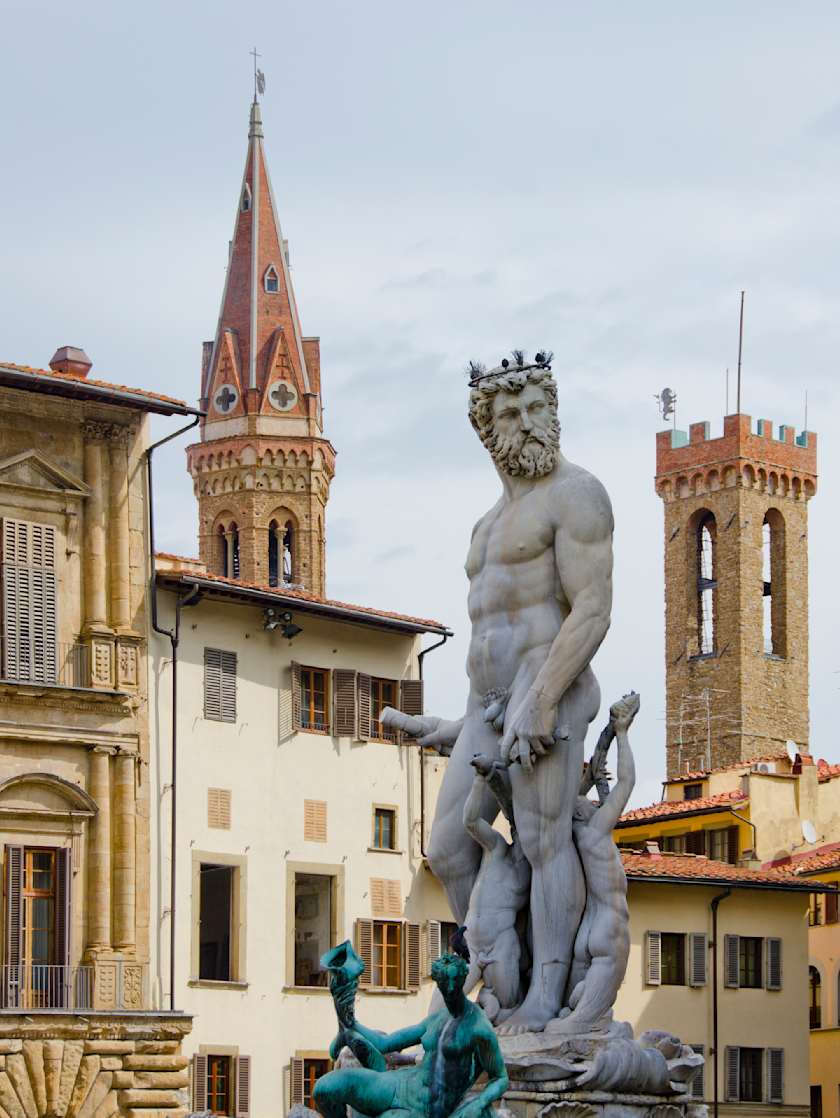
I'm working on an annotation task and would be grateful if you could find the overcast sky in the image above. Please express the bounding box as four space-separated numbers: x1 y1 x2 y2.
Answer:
3 1 840 807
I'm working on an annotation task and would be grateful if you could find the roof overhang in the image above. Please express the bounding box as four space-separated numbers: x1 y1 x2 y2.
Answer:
626 872 833 893
0 364 198 417
616 799 749 829
156 572 453 638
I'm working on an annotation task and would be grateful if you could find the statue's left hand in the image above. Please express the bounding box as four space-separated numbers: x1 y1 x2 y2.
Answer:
500 692 556 773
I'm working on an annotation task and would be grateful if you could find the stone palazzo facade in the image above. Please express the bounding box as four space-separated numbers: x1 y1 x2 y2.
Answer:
0 354 195 1118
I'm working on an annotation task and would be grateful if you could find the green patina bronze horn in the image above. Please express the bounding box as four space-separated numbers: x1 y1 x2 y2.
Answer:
320 941 386 1071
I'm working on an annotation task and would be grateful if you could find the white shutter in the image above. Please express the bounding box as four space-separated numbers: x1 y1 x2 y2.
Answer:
767 1047 784 1104
724 933 740 988
2 519 57 683
689 1045 705 1100
426 920 442 976
724 1047 740 1102
765 937 782 990
689 932 707 987
645 931 662 985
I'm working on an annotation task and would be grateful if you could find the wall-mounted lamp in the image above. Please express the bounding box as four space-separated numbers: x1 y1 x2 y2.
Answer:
263 608 303 640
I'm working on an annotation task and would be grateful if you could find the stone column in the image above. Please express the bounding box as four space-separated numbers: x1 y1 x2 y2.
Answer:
109 433 131 632
82 427 108 628
113 751 136 951
86 747 112 951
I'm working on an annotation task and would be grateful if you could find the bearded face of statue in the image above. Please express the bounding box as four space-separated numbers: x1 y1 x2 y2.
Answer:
481 380 560 478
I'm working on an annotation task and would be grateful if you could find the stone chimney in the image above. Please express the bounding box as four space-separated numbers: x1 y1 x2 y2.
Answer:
49 346 92 377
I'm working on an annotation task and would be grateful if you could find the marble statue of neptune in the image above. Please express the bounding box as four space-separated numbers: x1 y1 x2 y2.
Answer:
385 353 613 1035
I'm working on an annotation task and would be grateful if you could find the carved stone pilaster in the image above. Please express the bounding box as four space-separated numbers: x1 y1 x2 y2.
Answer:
88 636 115 689
81 419 130 444
116 637 140 691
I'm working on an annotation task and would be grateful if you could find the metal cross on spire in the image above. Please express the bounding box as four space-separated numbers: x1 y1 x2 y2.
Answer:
250 47 265 100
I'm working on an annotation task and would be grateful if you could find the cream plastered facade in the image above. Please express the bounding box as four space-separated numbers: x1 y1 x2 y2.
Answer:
617 879 811 1117
803 864 840 1118
0 375 192 1118
147 585 452 1116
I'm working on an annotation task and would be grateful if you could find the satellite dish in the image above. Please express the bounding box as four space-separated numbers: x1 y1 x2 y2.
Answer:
786 740 798 763
802 819 817 845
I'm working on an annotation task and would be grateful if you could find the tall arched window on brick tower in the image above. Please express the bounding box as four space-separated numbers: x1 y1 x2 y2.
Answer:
763 510 786 657
216 520 240 579
696 513 717 656
268 517 295 587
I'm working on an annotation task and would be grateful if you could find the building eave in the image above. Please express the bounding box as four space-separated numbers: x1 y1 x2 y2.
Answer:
626 872 831 893
0 364 198 417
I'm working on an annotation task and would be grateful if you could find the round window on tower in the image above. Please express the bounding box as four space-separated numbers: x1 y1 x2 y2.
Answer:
267 380 298 412
213 384 239 414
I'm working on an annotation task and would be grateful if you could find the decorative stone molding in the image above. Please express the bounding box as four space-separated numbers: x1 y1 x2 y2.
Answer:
116 640 139 691
81 420 130 444
89 638 115 690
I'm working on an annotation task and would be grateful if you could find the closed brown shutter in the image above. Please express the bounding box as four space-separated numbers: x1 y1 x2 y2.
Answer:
767 1047 784 1104
400 680 423 716
724 1047 739 1102
333 669 357 737
370 879 401 917
193 1055 208 1111
426 920 441 976
290 1058 304 1107
825 891 839 925
208 789 232 829
765 937 782 990
355 919 373 987
726 825 739 864
688 1045 705 1100
304 800 327 843
55 848 71 971
686 830 706 856
4 846 23 968
236 1055 251 1117
645 931 661 985
689 932 707 987
405 923 421 990
291 662 303 731
724 934 740 988
357 674 372 740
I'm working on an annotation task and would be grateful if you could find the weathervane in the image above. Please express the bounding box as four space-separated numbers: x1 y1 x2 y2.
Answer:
250 47 266 100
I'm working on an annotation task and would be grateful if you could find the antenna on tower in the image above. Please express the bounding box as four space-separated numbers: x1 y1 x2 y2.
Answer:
736 290 745 413
725 367 730 414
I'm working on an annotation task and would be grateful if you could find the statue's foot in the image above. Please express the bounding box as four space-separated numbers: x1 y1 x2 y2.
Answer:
495 997 555 1036
546 1010 612 1037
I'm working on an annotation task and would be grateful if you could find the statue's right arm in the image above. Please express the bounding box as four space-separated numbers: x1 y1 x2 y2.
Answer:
353 1019 427 1054
463 775 502 854
591 697 638 835
380 708 464 756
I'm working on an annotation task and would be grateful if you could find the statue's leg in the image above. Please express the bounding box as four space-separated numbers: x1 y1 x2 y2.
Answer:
312 1068 398 1118
427 709 500 922
483 928 522 1020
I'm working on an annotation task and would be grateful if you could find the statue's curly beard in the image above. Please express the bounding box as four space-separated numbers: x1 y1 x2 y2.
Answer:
487 428 559 478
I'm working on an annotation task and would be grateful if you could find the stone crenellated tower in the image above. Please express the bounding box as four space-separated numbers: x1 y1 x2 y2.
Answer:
187 97 335 596
655 413 818 778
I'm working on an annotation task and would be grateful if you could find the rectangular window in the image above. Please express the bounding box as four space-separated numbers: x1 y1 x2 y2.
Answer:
661 834 686 854
370 678 398 741
199 864 234 981
739 937 763 988
661 933 686 986
294 874 333 987
709 828 738 863
810 893 824 926
826 891 839 925
739 1048 763 1103
1 518 58 685
685 830 706 856
204 648 237 722
301 667 329 732
303 1059 330 1109
372 920 403 988
372 807 396 850
810 1085 822 1118
207 1054 232 1116
683 783 703 800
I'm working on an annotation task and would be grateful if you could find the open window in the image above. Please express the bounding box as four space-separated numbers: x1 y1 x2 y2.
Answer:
762 510 786 656
695 512 717 656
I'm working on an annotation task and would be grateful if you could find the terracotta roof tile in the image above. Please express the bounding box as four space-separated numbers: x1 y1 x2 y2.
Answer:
769 842 840 877
664 752 790 783
817 759 840 783
0 361 188 411
155 555 450 633
621 850 817 890
617 789 747 827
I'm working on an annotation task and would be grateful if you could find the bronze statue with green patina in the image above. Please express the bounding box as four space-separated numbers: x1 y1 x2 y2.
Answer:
315 943 508 1118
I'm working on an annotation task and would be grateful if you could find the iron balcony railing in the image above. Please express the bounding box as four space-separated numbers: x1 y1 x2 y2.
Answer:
0 641 90 688
0 964 94 1009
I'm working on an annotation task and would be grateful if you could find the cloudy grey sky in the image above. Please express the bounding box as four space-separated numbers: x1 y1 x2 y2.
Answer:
3 0 840 806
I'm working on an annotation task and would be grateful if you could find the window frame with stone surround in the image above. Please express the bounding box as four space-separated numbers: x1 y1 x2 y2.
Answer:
190 850 248 987
284 861 344 991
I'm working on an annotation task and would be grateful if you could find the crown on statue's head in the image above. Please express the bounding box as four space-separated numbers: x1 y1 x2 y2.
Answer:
467 349 554 388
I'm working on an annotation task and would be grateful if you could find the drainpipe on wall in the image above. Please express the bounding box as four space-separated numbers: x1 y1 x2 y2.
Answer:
145 411 202 1011
416 633 449 858
710 887 732 1118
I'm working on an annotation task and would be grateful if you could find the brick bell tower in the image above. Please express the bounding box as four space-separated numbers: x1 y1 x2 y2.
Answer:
655 414 817 778
187 96 335 595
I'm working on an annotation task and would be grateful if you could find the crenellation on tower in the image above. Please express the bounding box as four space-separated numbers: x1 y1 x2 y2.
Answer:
656 411 817 779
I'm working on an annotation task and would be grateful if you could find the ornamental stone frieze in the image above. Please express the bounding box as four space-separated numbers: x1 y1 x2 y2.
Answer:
81 420 130 444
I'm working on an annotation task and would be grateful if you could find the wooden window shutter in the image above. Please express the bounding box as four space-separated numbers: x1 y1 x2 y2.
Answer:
289 1058 304 1108
220 650 237 722
1 519 22 680
688 1045 704 1100
208 788 232 829
355 919 373 987
400 680 423 716
304 800 327 843
236 1055 251 1117
405 922 421 991
767 1047 784 1104
685 830 706 856
645 931 661 986
765 937 782 990
192 1055 208 1111
723 934 740 988
55 848 72 971
30 523 57 684
825 891 839 925
370 878 386 916
332 669 357 737
688 932 707 987
724 1047 739 1102
4 846 24 970
2 519 57 683
204 648 222 719
385 879 402 916
426 920 442 976
291 662 303 731
726 825 739 864
356 673 372 740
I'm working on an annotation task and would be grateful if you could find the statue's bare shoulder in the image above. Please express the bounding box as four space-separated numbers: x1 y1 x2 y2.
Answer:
548 460 614 543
